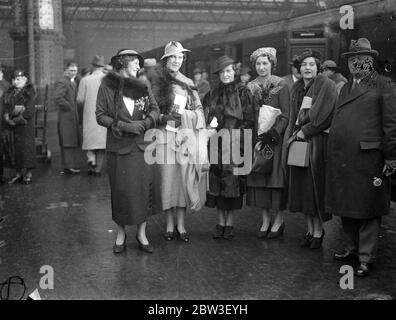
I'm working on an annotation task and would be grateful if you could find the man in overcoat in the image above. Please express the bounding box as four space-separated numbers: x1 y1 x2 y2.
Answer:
54 62 82 173
326 38 396 277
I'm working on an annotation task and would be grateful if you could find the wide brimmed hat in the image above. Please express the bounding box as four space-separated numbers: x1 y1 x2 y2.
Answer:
341 38 378 59
111 49 144 68
298 48 321 62
161 41 191 60
213 55 235 74
91 55 106 67
322 60 340 72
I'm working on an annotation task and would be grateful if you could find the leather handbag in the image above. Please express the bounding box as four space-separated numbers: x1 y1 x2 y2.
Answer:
252 142 274 174
287 140 310 167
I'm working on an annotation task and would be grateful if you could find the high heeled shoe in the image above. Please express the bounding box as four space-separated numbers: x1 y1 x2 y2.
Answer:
309 229 325 250
113 235 127 254
136 235 154 253
213 224 225 239
223 226 234 240
164 230 175 241
23 176 32 185
267 222 285 239
175 226 190 243
257 223 271 239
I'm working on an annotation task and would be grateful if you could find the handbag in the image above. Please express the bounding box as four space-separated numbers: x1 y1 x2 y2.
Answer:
252 142 274 174
287 139 310 167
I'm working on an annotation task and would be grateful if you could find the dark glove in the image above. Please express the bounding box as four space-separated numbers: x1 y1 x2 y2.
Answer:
117 120 146 135
161 111 181 127
258 129 280 149
12 115 28 125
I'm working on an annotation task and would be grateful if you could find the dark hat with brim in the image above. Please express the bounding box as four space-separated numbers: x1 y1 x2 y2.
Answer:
213 55 235 74
239 66 251 76
13 69 28 79
341 38 378 59
111 49 144 68
91 55 106 67
322 60 341 72
298 49 321 63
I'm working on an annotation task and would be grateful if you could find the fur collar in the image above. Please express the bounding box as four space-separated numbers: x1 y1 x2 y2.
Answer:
102 71 148 100
4 83 36 105
148 66 197 114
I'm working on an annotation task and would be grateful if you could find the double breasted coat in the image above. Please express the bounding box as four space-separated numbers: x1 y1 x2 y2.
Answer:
54 76 81 148
326 73 396 219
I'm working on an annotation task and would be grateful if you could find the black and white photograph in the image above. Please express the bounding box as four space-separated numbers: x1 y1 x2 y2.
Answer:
1 0 396 307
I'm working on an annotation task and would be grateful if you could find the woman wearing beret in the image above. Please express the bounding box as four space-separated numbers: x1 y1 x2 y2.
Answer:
246 47 290 239
148 41 206 243
1 70 36 184
283 49 337 249
205 55 255 240
96 49 160 254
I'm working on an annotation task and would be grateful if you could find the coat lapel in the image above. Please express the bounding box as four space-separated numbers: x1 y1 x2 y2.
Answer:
336 82 368 109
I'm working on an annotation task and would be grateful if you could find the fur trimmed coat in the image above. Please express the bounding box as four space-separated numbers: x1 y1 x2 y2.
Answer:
1 83 37 169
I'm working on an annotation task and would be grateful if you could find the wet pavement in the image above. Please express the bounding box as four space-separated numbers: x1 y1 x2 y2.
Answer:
0 113 396 300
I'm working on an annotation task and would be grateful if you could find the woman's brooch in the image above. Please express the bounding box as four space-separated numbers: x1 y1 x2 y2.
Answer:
135 96 149 118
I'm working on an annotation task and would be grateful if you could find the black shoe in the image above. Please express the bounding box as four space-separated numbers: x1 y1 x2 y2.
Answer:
136 235 154 253
175 226 190 243
223 226 234 240
300 233 313 247
309 229 325 250
257 223 271 239
213 224 225 239
355 262 373 277
267 222 285 239
333 250 357 262
113 235 127 254
61 168 81 175
164 230 175 241
23 176 32 185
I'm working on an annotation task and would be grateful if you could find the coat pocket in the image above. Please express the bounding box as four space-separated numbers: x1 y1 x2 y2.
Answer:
359 141 382 150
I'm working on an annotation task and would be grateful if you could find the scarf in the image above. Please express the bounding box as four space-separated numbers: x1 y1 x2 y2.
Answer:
247 75 283 105
209 81 244 121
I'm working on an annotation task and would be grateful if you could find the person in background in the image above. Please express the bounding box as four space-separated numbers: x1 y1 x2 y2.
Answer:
283 49 337 250
205 55 255 240
54 62 82 174
193 67 211 101
238 66 252 85
326 38 396 277
0 66 10 183
77 55 107 176
321 60 348 95
246 47 290 239
96 49 160 254
138 58 157 83
1 70 36 184
282 55 301 90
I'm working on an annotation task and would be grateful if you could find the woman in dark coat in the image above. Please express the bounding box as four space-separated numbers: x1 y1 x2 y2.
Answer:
283 49 337 249
246 47 290 239
1 70 36 184
96 49 160 254
205 55 255 240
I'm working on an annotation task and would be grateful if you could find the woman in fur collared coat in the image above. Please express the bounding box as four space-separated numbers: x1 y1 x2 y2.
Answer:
96 49 160 254
148 41 205 243
283 49 337 249
1 70 36 184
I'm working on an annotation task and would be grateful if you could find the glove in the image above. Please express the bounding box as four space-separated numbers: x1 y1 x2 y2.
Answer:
258 129 280 150
6 119 16 127
117 120 146 135
161 111 181 127
12 114 28 125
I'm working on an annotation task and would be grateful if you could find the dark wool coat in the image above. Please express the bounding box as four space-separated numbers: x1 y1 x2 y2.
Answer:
204 81 255 199
96 72 161 225
326 72 396 219
1 83 37 169
283 75 337 221
0 79 11 154
54 76 81 148
246 76 290 188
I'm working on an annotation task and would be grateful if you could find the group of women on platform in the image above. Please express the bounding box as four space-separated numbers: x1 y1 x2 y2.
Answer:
96 41 338 254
